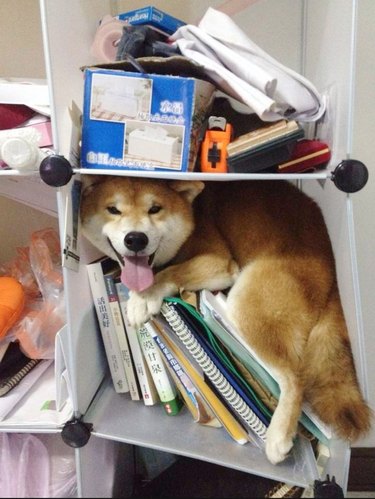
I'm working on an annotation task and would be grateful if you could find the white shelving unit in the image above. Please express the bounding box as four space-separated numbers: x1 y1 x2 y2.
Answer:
0 1 370 497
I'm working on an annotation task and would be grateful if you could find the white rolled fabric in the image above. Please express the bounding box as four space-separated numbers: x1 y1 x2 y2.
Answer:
170 7 325 122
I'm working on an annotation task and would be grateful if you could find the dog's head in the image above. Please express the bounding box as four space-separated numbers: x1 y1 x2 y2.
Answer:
80 176 204 292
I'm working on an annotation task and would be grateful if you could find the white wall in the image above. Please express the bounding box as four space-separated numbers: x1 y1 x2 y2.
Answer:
352 0 375 447
0 0 58 264
0 0 45 78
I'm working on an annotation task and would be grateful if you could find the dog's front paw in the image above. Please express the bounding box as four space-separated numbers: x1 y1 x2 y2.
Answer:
127 290 164 328
265 424 294 465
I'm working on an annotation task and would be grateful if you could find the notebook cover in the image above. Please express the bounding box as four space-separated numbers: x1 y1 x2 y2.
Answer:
170 301 270 426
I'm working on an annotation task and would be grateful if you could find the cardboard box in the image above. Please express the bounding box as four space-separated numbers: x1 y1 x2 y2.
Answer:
116 6 185 35
81 57 215 173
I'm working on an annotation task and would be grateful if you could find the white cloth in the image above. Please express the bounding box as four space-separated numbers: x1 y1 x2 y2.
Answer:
170 7 325 122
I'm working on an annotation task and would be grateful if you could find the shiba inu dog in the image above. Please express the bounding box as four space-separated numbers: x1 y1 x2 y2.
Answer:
80 175 371 464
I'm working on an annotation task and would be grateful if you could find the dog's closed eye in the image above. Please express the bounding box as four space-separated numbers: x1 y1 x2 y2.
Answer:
106 206 122 215
148 205 162 215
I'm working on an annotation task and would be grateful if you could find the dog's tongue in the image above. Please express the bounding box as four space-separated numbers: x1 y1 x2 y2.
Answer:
121 255 154 292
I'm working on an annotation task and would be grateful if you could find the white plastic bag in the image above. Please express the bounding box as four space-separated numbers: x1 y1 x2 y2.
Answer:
0 433 77 498
0 433 50 498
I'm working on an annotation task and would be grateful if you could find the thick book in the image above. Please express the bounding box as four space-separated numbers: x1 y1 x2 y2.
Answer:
151 316 249 445
160 300 268 444
226 120 304 173
140 323 183 416
226 120 300 157
199 290 332 446
115 282 159 406
105 274 141 401
86 257 129 394
148 316 221 427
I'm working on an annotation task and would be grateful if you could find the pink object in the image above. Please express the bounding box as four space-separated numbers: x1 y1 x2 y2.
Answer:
20 114 53 147
91 15 126 63
121 255 154 292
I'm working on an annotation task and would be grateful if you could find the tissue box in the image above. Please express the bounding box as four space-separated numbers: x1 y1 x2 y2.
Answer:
81 58 215 172
116 6 185 35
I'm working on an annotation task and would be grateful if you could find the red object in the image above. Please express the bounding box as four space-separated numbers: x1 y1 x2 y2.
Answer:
0 104 35 130
277 139 331 173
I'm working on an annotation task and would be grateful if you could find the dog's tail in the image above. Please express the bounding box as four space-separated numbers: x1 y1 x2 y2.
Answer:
303 284 372 441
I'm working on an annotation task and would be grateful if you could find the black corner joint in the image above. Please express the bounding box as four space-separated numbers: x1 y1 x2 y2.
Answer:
313 474 344 498
331 159 369 193
39 154 74 187
61 417 93 448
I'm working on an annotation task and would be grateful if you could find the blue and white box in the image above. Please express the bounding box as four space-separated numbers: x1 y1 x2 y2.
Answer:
116 6 185 35
81 64 215 172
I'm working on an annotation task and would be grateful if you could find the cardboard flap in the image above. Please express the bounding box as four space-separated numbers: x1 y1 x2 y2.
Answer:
81 55 209 81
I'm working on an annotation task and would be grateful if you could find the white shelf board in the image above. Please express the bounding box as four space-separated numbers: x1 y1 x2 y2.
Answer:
76 168 332 182
85 378 319 488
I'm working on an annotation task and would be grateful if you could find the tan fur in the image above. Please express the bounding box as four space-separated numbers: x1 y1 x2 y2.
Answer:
80 176 371 464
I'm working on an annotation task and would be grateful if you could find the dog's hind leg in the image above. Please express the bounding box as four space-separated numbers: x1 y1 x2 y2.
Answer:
226 261 311 464
262 367 303 464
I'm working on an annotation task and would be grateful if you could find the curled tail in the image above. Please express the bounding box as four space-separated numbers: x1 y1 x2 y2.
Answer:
303 285 372 441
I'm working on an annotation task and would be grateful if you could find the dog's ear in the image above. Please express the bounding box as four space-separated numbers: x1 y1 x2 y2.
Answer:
168 180 205 203
81 174 107 197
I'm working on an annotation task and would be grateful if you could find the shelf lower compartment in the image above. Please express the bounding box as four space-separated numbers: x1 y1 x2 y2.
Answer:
0 362 73 433
84 377 320 488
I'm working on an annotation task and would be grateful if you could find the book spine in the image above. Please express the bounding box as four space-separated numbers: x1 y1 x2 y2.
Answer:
104 275 140 401
115 282 158 406
161 302 267 441
149 318 221 427
140 323 182 416
86 262 129 394
156 324 249 445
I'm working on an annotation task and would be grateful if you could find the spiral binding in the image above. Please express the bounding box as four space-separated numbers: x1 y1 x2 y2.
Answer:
0 359 41 397
161 302 268 440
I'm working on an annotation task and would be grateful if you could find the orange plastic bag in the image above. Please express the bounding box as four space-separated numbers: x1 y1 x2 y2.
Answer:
0 228 65 359
0 277 25 339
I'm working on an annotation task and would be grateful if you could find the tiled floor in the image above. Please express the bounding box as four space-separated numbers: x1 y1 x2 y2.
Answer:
347 492 375 498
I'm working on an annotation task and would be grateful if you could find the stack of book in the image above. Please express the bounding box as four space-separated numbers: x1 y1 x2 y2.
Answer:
86 256 182 415
86 256 332 448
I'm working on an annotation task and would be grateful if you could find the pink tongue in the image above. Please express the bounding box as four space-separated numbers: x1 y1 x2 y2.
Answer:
121 255 154 292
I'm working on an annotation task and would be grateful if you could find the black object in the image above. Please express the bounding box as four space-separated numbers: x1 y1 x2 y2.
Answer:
227 141 297 173
61 418 93 448
314 475 344 498
331 159 369 193
0 342 40 397
115 25 179 61
130 455 286 498
39 154 74 187
208 142 221 167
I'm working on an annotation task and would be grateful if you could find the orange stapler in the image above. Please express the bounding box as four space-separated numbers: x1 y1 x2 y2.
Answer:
200 117 233 173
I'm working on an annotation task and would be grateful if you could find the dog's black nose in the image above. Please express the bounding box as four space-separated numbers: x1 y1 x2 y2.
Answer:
124 232 149 252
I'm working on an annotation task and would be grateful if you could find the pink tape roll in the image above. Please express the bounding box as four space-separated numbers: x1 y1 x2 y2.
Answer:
91 15 125 63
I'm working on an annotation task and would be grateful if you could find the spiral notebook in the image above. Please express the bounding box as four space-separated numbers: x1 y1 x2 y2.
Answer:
160 300 268 443
0 342 41 397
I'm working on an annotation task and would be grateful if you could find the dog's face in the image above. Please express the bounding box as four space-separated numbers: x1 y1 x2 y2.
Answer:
80 176 204 292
